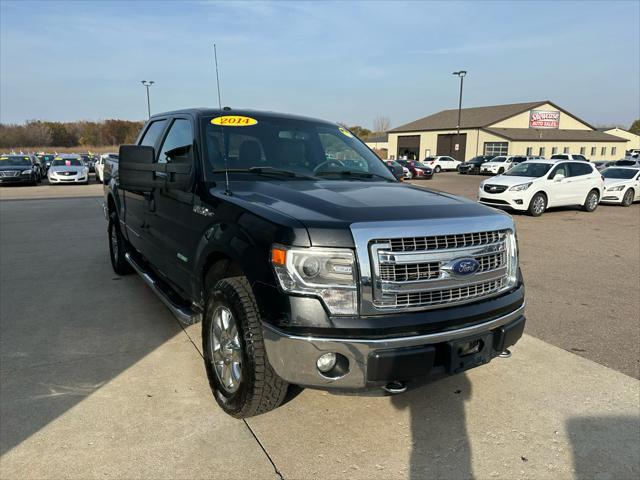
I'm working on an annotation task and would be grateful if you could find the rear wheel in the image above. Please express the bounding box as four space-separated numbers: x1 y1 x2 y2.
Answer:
622 188 634 207
528 192 546 217
582 189 599 212
108 212 133 275
203 277 288 418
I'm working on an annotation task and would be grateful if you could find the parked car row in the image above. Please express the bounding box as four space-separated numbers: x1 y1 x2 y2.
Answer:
0 154 43 185
477 159 639 216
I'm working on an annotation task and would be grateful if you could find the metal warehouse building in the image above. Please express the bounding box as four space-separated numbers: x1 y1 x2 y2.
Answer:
387 101 628 162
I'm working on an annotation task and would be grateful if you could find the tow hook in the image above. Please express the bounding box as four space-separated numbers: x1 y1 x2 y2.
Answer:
498 349 512 358
383 381 407 394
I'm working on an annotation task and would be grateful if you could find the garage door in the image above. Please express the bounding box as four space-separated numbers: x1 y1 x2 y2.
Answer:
437 133 466 160
397 135 420 160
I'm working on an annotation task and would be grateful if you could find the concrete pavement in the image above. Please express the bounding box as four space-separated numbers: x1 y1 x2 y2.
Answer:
1 185 639 479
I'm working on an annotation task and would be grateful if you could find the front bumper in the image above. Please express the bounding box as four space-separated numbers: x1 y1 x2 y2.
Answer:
49 174 88 183
478 188 531 211
601 191 625 203
263 303 525 391
0 175 36 184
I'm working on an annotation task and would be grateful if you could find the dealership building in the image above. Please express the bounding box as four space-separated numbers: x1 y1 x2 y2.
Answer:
387 101 629 161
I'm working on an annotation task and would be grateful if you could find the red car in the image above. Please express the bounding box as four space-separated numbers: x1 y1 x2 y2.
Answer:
397 160 433 179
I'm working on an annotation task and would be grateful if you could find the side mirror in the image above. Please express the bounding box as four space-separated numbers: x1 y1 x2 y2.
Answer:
119 145 162 192
554 173 565 182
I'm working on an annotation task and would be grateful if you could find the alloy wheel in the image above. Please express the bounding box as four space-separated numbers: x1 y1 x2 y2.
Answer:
210 306 242 394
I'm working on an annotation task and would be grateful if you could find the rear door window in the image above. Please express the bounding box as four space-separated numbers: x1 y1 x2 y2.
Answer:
567 162 593 177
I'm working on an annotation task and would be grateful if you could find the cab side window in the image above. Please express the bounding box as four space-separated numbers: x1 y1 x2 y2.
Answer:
139 120 167 147
568 162 593 177
158 119 193 165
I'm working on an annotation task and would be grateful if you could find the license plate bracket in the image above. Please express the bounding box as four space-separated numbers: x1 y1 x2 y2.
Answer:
447 332 493 374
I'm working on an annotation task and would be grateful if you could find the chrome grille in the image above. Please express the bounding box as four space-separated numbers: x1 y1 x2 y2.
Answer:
384 230 506 252
369 229 512 311
391 278 507 309
0 171 20 177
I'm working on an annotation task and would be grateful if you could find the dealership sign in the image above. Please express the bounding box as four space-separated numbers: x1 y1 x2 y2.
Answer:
529 110 560 129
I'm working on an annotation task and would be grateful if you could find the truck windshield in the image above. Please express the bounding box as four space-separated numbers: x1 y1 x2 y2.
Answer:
504 162 552 177
203 115 396 182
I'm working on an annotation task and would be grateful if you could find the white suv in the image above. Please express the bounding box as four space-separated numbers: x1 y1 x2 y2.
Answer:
478 160 604 216
422 156 461 172
480 155 533 175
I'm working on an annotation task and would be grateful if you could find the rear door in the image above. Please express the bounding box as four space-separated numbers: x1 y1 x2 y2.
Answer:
566 162 595 204
145 117 197 296
124 118 167 253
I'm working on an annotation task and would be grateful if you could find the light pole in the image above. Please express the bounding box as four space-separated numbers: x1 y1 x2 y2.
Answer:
141 80 155 118
452 70 467 160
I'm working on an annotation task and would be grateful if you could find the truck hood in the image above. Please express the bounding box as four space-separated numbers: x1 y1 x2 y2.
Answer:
214 179 508 247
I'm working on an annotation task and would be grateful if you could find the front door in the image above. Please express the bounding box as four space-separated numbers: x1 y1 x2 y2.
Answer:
145 117 198 297
546 163 571 207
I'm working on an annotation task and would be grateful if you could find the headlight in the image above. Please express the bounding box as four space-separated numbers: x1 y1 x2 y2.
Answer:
509 182 532 191
271 245 357 315
505 230 519 289
607 185 625 191
21 169 33 175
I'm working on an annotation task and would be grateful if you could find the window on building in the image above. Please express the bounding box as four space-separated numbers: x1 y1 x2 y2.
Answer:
612 147 617 156
563 147 570 154
552 147 558 155
580 147 585 155
591 147 596 156
539 147 545 157
601 146 606 155
526 147 533 156
483 142 508 156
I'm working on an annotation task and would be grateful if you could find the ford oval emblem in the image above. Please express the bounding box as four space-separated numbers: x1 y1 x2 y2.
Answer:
450 258 480 276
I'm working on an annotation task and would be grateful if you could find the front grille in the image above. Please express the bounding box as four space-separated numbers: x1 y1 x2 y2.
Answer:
391 278 507 309
484 184 508 194
369 229 511 311
60 171 77 176
479 198 509 205
0 171 20 177
383 230 505 252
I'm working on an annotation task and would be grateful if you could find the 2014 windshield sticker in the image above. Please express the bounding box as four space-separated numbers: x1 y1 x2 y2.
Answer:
338 127 353 138
211 116 258 127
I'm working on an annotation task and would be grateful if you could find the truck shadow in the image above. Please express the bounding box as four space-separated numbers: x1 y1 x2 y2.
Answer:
391 374 473 480
566 415 640 479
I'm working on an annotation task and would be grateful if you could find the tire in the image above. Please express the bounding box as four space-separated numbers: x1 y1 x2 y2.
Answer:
528 192 546 217
582 189 599 212
108 212 133 275
498 168 505 175
434 166 441 173
203 277 288 418
622 188 634 207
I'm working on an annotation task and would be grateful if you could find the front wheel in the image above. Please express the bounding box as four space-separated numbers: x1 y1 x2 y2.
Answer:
528 193 546 217
434 166 441 173
622 188 634 207
498 168 505 174
108 212 133 275
582 189 599 212
203 277 288 418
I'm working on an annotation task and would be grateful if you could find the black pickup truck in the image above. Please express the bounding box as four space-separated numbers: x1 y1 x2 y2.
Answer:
103 108 525 418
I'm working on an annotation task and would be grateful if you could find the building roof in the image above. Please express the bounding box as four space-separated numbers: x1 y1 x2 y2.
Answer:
484 127 627 142
364 133 389 143
389 100 595 133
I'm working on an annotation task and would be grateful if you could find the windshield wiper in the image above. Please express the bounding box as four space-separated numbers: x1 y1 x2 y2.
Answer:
212 167 318 180
315 170 394 182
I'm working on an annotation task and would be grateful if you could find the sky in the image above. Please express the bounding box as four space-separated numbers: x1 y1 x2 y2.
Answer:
1 0 639 130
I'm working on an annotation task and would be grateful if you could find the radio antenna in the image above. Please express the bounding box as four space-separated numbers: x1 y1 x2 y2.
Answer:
214 43 231 195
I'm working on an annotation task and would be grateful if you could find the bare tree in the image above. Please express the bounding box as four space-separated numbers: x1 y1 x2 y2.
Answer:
373 116 390 134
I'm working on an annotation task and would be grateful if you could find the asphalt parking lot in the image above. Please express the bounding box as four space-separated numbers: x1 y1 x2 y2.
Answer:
1 173 639 479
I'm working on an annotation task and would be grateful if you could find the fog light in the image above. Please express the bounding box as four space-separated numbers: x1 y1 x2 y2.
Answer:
316 352 337 373
514 199 523 205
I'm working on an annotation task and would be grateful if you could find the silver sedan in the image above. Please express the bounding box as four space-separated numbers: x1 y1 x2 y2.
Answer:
47 156 90 184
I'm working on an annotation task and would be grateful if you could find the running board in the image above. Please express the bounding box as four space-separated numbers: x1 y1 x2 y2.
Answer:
125 253 201 326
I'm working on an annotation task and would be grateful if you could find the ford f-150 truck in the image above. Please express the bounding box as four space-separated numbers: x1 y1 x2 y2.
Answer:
104 108 525 418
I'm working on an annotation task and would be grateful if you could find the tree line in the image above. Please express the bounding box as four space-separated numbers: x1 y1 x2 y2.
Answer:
0 119 145 149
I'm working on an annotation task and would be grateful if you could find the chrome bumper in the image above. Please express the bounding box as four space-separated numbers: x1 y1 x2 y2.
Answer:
263 303 525 389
